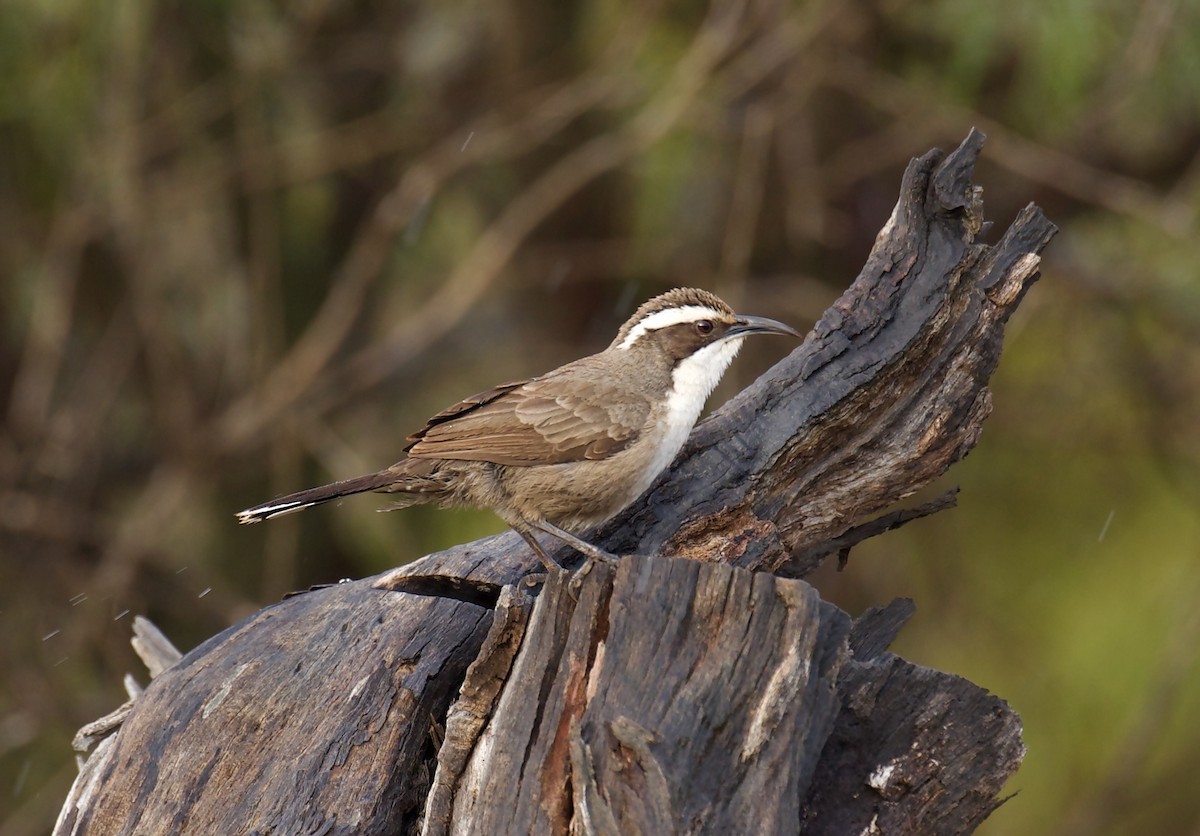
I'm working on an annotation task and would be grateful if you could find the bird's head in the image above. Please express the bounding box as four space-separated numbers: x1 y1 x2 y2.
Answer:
610 286 800 406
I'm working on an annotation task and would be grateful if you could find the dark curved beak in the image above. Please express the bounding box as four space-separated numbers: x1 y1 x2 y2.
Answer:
726 314 802 339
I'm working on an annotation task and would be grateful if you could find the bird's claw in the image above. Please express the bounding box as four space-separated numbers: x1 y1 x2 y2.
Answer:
522 572 548 589
567 552 620 598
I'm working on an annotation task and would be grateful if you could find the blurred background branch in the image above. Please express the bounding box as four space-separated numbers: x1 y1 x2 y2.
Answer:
2 1 1199 834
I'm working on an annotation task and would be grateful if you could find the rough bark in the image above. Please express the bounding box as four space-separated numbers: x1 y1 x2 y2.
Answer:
433 556 848 836
55 130 1055 836
57 586 494 834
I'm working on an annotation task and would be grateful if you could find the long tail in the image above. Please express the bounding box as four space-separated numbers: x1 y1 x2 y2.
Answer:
236 471 401 524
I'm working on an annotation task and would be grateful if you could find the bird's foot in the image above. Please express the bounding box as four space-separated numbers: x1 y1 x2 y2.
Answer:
568 551 620 599
522 572 548 590
514 521 621 599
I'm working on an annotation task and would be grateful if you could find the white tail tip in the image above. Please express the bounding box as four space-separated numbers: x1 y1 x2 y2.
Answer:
235 500 311 525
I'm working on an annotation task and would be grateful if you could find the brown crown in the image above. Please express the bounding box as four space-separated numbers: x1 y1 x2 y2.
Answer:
610 288 734 347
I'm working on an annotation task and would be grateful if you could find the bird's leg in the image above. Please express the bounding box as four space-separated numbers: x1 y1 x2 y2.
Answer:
531 520 619 567
530 518 619 582
510 520 618 597
513 526 565 575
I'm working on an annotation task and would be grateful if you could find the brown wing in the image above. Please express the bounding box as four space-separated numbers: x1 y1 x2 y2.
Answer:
407 380 528 442
405 373 648 466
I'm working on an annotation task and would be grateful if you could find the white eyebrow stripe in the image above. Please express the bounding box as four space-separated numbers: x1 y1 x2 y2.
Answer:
617 305 725 350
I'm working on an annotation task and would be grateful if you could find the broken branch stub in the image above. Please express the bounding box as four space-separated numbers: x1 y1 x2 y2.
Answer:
608 128 1056 577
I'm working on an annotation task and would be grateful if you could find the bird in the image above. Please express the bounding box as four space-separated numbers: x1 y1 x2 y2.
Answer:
236 288 799 570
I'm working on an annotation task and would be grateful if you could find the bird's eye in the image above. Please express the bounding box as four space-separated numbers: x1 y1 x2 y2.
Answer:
695 319 714 335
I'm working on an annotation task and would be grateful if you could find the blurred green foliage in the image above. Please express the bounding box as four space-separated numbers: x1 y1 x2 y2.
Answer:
2 0 1199 833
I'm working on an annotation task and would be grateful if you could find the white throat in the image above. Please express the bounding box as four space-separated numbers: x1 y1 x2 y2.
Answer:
637 337 745 493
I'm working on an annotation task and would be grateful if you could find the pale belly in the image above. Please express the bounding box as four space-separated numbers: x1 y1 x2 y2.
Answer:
498 445 669 532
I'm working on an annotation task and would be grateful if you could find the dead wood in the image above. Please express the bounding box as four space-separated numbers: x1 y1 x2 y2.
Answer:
55 130 1055 836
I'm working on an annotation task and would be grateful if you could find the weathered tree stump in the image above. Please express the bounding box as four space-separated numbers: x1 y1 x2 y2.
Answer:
55 130 1055 835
